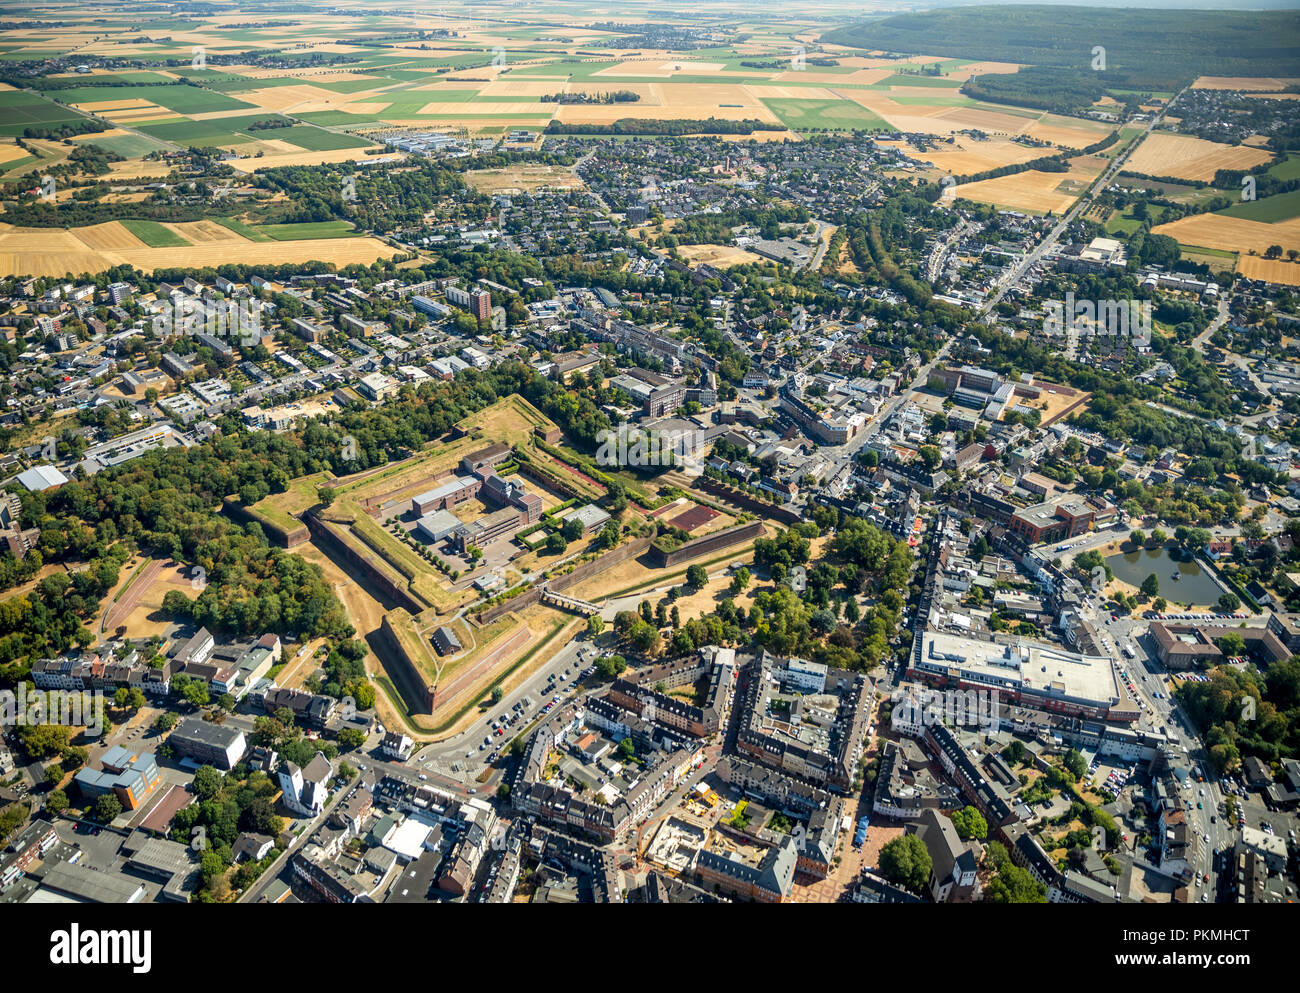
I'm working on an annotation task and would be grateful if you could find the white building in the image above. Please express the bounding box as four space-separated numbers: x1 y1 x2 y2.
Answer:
278 752 333 817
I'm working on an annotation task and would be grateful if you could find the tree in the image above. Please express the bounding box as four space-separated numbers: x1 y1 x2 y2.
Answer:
317 486 336 507
545 531 567 554
595 654 627 679
337 728 365 751
918 445 941 472
628 620 659 653
95 793 122 823
1217 592 1240 613
490 684 504 705
685 564 709 590
1140 573 1160 598
1216 632 1246 658
950 805 988 841
46 789 68 815
154 712 178 732
192 764 223 800
598 522 620 550
1129 529 1146 547
561 516 584 542
730 566 751 595
587 615 605 638
1064 748 1088 780
987 863 1048 903
878 834 932 894
182 681 210 708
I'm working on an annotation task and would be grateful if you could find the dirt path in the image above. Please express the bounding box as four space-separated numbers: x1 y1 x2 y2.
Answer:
99 557 166 637
433 625 528 712
292 538 409 731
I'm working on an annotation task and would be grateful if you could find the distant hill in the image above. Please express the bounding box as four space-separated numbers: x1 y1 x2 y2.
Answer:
821 5 1300 86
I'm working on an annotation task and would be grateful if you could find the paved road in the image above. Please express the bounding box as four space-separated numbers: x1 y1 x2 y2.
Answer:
980 91 1187 315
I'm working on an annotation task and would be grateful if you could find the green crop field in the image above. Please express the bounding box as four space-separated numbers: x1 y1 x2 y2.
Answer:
1218 189 1300 223
76 132 170 158
55 83 255 115
258 220 361 241
1266 156 1300 183
0 90 84 135
760 97 896 132
211 216 273 242
274 125 373 151
136 112 293 145
119 219 191 247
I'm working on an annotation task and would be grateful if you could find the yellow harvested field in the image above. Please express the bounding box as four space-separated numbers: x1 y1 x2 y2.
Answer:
225 146 397 173
769 68 892 85
1020 114 1112 149
879 136 1047 175
746 84 841 101
839 90 1044 138
677 244 765 268
0 142 29 165
954 156 1104 214
556 81 781 124
0 220 400 277
476 79 558 97
104 108 181 123
464 164 583 193
1237 256 1300 286
416 100 544 116
1152 214 1300 255
946 61 1022 82
591 59 761 80
1125 132 1273 182
241 84 356 112
107 160 176 180
1192 76 1300 91
163 220 242 244
935 105 1041 133
70 221 147 252
74 98 156 111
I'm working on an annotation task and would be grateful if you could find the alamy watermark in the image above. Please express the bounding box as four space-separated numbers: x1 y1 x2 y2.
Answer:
1 685 105 737
595 423 707 479
1043 292 1153 347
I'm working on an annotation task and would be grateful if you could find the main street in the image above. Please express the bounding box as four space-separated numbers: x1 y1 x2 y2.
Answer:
979 86 1188 315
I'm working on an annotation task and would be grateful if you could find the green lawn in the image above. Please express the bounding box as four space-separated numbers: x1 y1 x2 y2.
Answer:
119 219 190 247
258 220 360 241
211 216 272 242
760 97 896 132
55 83 255 115
136 113 292 145
877 73 964 88
273 125 372 151
1266 156 1300 183
294 111 385 128
0 90 85 136
1219 188 1300 223
75 132 170 158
